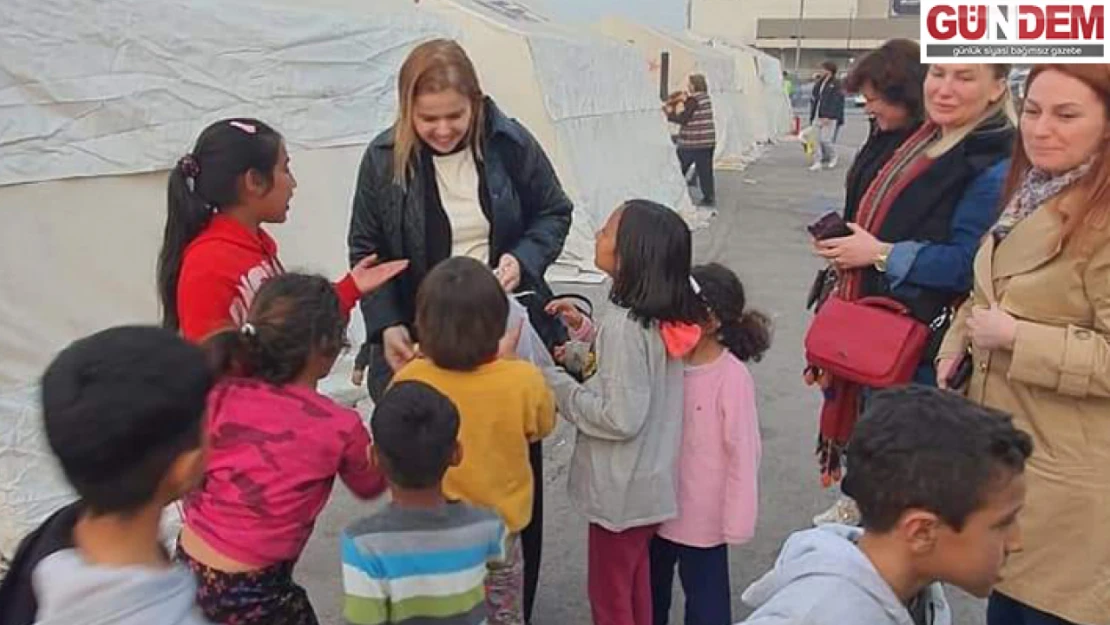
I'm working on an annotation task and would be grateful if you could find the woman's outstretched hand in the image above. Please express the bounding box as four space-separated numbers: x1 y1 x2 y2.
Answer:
494 254 522 292
350 255 409 295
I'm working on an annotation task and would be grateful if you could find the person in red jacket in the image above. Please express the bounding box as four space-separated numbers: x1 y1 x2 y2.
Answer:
157 118 406 342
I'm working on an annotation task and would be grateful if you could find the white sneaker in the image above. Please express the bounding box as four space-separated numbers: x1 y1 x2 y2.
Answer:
808 161 823 172
824 156 839 170
813 496 861 526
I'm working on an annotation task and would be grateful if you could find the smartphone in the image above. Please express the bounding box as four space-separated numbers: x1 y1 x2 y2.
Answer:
807 211 853 240
946 351 974 390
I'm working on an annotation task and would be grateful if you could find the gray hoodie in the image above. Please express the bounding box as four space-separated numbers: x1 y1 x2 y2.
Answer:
31 549 212 625
543 304 686 532
740 525 952 625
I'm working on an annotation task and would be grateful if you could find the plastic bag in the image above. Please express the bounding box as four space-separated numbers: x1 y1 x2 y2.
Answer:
799 124 819 160
508 295 554 368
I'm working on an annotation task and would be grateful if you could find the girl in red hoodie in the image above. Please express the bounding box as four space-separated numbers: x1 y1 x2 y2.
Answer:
157 118 406 342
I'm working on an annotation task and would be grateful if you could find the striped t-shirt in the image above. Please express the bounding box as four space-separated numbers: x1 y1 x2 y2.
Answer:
341 503 508 625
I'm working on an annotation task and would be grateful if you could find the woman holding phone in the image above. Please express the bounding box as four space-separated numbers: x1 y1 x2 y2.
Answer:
806 56 1016 525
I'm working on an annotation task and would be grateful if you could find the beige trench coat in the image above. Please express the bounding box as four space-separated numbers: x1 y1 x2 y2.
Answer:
939 191 1110 625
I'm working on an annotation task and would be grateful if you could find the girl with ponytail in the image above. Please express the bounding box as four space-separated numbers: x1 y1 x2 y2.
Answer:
179 273 386 625
650 262 771 625
158 118 406 342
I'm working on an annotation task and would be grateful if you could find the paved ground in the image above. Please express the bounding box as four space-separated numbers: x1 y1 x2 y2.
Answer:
299 108 988 624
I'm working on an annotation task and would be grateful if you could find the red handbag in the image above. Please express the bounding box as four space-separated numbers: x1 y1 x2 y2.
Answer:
805 295 929 387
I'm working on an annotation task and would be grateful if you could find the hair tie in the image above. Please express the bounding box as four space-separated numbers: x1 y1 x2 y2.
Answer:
178 154 200 192
229 121 257 134
241 322 257 337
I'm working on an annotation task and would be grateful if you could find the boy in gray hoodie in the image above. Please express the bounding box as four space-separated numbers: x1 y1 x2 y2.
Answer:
4 326 215 625
740 386 1032 625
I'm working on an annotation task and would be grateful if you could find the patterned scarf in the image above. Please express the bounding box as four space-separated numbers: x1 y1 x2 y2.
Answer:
840 122 942 300
993 159 1093 240
813 121 942 487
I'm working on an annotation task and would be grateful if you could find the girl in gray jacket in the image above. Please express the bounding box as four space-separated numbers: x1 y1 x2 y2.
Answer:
544 199 704 625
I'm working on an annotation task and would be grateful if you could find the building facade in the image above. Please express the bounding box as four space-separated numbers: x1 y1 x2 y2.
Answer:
692 0 918 75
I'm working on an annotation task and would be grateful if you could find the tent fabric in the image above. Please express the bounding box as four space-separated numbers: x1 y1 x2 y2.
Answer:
691 34 794 139
757 54 795 138
0 0 696 559
0 0 453 187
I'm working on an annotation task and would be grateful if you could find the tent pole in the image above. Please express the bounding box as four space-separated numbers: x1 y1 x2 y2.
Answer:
793 0 806 75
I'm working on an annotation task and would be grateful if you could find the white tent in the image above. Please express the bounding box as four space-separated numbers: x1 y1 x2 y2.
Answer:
691 34 794 140
0 0 691 559
754 52 795 138
593 17 762 169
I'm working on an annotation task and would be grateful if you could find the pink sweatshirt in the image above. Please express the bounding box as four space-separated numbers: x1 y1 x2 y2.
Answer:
658 350 762 548
183 379 386 566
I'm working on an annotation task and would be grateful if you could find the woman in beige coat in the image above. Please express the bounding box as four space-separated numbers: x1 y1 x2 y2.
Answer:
937 64 1110 625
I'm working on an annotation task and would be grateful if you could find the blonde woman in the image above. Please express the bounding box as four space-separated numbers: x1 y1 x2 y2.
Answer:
938 64 1110 625
346 39 572 623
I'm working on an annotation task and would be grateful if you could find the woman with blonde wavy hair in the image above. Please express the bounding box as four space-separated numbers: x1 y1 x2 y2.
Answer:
938 63 1110 625
346 38 573 623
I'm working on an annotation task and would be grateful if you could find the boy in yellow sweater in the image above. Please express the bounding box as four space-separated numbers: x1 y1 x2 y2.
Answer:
392 257 556 625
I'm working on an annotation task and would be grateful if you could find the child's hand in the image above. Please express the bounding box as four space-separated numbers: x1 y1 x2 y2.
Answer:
545 299 585 331
498 321 523 360
351 367 365 387
552 344 568 365
350 255 410 295
382 325 416 372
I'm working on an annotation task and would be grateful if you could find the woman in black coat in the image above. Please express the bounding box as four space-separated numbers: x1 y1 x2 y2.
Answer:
346 39 572 622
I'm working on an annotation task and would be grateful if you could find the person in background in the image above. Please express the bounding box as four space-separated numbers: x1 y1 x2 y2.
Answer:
392 257 556 625
179 274 387 625
666 74 717 207
543 199 704 625
341 381 509 625
158 118 405 343
2 327 215 625
650 263 771 625
937 64 1110 625
347 42 573 619
809 61 846 171
809 63 1015 525
740 386 1031 625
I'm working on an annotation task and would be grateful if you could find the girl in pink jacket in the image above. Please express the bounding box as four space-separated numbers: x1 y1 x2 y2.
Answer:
651 262 771 625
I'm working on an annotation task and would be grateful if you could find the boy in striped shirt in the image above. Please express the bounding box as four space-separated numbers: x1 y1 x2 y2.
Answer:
341 381 508 625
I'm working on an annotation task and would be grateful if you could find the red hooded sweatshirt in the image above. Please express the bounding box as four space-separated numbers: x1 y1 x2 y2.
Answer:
177 215 359 343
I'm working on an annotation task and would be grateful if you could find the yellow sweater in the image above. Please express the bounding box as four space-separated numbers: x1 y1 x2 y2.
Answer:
393 358 556 532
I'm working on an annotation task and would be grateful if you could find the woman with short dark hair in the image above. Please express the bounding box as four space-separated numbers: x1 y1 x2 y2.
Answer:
808 52 1016 525
842 40 927 222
